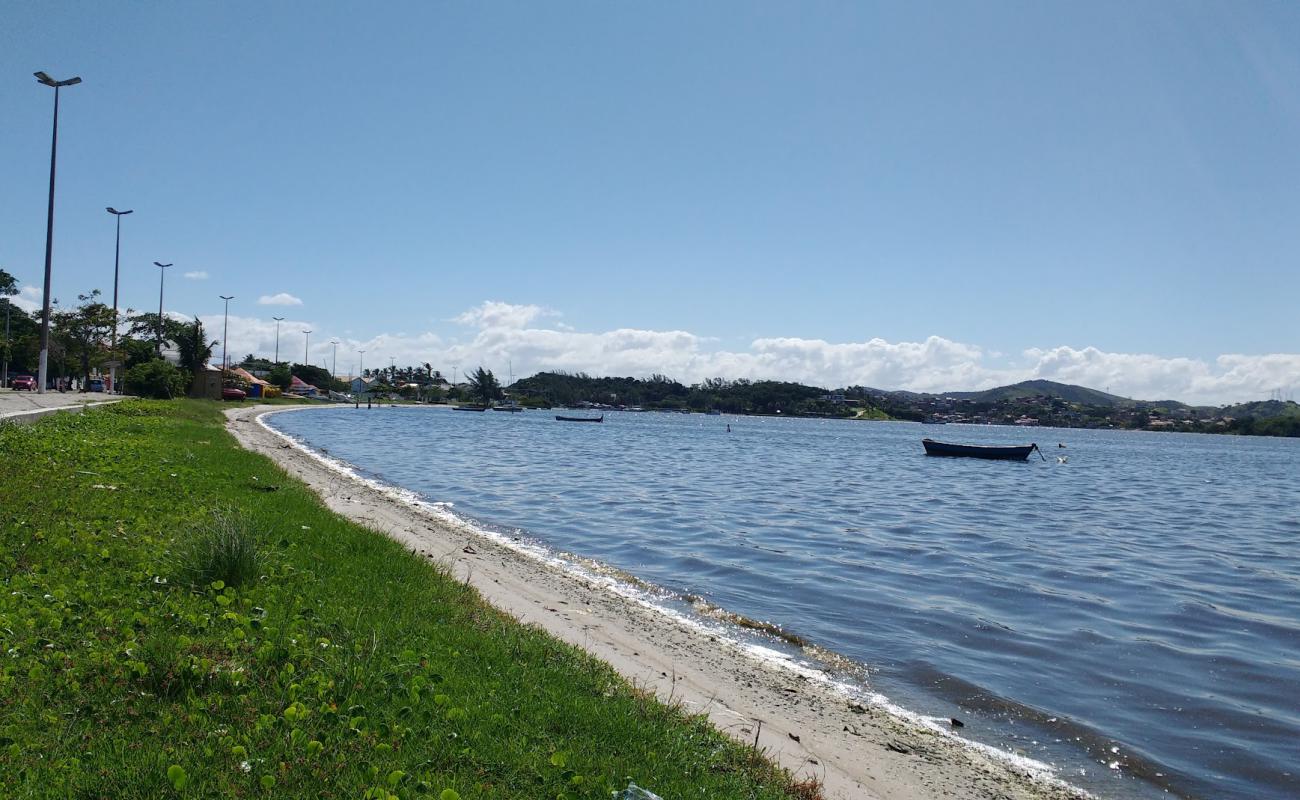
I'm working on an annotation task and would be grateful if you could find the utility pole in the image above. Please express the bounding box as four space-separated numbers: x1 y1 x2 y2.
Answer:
35 71 82 394
105 207 133 392
302 330 311 367
2 297 10 389
219 295 234 371
153 262 172 356
272 316 284 363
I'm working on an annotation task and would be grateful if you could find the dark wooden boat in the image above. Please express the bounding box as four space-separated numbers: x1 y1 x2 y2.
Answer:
922 438 1040 461
454 405 487 412
491 405 523 412
555 414 603 423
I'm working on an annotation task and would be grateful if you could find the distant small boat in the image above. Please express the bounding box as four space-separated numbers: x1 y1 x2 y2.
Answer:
922 438 1040 461
921 416 946 425
556 414 603 423
492 403 523 412
454 405 488 412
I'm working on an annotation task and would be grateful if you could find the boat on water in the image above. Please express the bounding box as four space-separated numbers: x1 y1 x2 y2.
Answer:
556 414 603 423
922 438 1041 461
492 402 524 412
454 405 488 412
921 416 946 425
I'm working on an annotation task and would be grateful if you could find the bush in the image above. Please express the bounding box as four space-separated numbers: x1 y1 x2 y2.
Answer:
172 508 262 588
267 363 292 391
124 358 189 399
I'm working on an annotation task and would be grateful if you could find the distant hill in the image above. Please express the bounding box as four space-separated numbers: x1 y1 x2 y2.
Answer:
1220 399 1300 420
869 380 1155 408
946 380 1135 407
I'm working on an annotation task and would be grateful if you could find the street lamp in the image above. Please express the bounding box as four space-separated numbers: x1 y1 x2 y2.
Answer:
219 295 234 371
2 296 11 389
272 316 285 364
358 350 365 380
106 207 133 392
302 330 311 367
35 71 82 394
153 262 172 356
330 340 339 381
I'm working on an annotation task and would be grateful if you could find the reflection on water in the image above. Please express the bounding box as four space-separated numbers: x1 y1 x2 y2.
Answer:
270 407 1300 800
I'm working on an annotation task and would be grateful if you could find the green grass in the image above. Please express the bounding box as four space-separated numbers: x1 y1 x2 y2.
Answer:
0 400 816 799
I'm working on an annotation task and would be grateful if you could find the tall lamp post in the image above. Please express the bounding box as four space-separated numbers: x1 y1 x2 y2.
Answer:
2 296 11 389
272 316 285 364
358 350 365 381
153 262 172 356
330 340 339 381
302 330 311 368
35 71 82 394
219 295 234 371
106 207 133 392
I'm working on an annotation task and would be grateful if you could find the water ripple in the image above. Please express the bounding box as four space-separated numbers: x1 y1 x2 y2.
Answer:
271 408 1300 800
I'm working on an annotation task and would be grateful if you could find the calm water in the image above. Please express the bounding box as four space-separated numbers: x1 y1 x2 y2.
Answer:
269 407 1300 799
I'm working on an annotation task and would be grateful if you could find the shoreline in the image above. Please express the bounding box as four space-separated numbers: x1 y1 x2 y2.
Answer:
227 404 1091 800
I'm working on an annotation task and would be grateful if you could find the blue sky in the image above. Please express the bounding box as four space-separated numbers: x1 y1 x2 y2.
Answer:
2 2 1298 402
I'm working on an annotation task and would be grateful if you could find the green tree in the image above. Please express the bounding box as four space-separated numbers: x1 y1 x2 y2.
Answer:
127 311 188 355
51 290 116 388
466 367 502 405
174 317 217 375
124 358 188 399
267 363 292 391
1 268 19 380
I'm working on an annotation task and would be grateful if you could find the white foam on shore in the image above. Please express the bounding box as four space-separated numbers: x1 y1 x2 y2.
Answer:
255 407 1090 797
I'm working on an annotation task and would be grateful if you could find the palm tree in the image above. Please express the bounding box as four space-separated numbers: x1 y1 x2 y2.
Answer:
466 366 501 405
175 317 216 375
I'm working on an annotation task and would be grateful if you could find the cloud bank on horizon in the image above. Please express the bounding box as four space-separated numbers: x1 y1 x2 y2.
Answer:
11 285 1289 406
183 300 1299 407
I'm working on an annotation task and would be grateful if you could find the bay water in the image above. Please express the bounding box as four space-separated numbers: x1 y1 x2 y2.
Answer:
267 407 1299 799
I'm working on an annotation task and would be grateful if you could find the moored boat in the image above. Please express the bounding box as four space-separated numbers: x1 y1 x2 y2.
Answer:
922 438 1040 461
454 405 488 412
555 414 603 423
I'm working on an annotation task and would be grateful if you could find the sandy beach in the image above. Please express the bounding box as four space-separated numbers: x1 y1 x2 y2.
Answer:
226 404 1089 800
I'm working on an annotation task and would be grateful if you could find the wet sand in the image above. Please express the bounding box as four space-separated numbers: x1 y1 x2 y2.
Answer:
226 404 1089 800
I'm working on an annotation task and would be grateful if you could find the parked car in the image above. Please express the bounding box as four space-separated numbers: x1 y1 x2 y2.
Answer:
87 378 105 392
10 374 36 391
221 386 247 401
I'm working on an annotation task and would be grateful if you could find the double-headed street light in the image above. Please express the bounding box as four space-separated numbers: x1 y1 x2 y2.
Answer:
153 262 171 356
272 316 285 363
106 207 133 392
219 295 234 371
35 71 82 394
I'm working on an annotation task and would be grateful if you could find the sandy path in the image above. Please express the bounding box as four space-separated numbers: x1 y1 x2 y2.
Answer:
226 405 1088 800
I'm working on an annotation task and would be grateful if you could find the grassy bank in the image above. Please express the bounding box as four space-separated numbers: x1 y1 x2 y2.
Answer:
0 401 816 799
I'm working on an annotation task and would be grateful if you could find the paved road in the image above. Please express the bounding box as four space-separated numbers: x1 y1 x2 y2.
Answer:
0 389 123 421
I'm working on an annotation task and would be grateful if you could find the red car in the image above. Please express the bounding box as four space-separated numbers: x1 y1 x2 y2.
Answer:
10 375 36 391
221 387 247 401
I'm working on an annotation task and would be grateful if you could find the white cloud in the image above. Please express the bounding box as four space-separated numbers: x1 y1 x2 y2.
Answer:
454 300 556 329
1023 346 1300 405
183 271 209 280
9 286 42 314
177 300 1300 405
257 293 303 306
